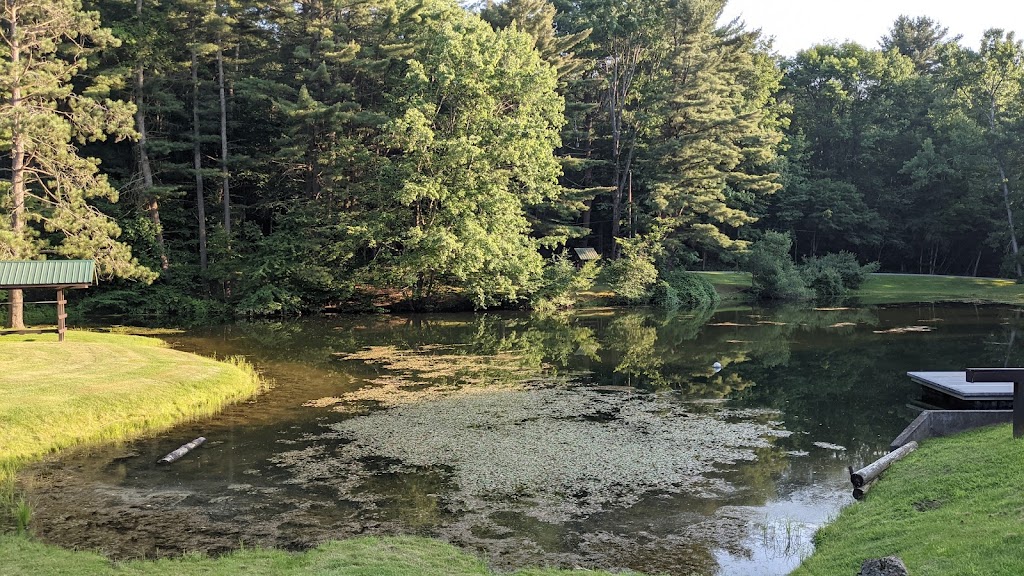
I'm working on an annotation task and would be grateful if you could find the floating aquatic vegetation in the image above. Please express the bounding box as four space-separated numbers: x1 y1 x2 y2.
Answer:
279 387 791 523
304 374 543 412
334 345 542 384
708 322 757 327
872 326 934 334
812 442 847 451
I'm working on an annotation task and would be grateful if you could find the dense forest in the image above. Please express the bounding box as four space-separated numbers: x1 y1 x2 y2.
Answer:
3 0 1024 320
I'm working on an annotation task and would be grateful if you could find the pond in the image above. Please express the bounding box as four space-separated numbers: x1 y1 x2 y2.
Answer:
19 304 1024 575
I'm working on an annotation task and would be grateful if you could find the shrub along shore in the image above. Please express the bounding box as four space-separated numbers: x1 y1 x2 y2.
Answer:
0 331 627 576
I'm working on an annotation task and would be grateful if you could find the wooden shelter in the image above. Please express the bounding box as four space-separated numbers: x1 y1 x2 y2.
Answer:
572 247 600 265
0 260 96 342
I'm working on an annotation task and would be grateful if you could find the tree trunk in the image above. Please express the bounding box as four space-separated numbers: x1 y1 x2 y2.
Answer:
8 4 25 329
136 0 168 270
191 46 208 272
216 23 230 236
997 160 1022 278
989 97 1022 278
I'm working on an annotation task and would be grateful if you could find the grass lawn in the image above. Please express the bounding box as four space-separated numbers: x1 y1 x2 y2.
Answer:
0 331 631 576
0 331 264 486
856 274 1024 305
793 424 1024 576
693 271 1024 305
0 534 623 576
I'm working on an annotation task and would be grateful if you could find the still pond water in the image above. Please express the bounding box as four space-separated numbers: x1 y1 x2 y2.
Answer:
23 304 1024 575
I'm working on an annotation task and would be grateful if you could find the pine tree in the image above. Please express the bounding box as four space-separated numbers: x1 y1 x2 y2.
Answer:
0 0 154 328
647 0 783 261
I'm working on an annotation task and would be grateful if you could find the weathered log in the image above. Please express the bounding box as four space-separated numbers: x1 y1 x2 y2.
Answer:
157 437 206 464
850 441 917 488
852 480 874 501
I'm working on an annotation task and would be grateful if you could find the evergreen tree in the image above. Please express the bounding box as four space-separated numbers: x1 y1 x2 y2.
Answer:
647 0 783 263
0 0 154 328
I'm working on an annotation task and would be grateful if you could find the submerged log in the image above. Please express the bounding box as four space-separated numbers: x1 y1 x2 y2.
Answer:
850 441 918 488
157 437 206 464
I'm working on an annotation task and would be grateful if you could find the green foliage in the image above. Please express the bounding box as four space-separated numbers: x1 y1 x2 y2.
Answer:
0 0 153 283
531 257 598 312
745 232 812 301
601 236 660 305
601 257 657 305
662 270 721 309
11 498 30 535
800 252 880 298
747 235 880 301
76 282 229 320
648 281 679 310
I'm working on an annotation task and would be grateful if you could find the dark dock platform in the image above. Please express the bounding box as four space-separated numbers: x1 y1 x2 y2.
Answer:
908 371 1014 409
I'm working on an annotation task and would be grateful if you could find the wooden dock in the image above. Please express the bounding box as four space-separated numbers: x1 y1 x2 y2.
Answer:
908 371 1014 409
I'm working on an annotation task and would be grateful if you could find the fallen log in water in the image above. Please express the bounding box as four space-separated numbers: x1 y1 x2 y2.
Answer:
850 441 918 488
157 437 206 464
852 480 874 501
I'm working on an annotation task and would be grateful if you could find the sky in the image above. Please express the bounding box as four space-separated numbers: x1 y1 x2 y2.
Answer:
718 0 1024 56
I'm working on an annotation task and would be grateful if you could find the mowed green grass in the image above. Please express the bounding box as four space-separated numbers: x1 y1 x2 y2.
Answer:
0 331 264 481
856 274 1024 305
694 271 1024 305
0 534 626 576
793 424 1024 576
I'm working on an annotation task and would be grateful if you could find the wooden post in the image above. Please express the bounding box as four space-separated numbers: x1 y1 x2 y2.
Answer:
967 368 1024 438
56 288 66 342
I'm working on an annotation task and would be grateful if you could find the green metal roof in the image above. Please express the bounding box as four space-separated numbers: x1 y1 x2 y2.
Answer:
573 247 600 261
0 260 96 289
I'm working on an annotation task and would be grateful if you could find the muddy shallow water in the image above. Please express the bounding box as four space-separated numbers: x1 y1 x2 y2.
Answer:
20 305 1024 575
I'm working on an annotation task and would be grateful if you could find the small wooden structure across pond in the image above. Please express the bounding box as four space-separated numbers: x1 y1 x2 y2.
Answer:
0 260 96 342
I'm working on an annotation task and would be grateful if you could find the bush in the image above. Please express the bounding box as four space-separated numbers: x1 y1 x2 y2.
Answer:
649 281 680 310
662 270 720 309
800 252 880 299
800 252 878 291
600 236 660 305
531 256 598 312
804 265 845 298
746 232 811 301
602 255 658 304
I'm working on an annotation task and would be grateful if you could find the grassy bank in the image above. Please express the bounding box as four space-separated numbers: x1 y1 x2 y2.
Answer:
0 534 618 576
694 271 1024 305
0 331 264 490
0 331 629 576
794 422 1024 573
794 424 1024 575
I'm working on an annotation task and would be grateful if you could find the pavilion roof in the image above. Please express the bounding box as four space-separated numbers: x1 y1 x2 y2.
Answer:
0 260 96 289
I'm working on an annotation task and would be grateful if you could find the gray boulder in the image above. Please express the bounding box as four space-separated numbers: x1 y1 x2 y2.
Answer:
858 556 909 576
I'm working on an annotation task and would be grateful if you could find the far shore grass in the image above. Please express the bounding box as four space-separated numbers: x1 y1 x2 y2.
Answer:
793 424 1024 575
0 330 631 576
694 271 1024 305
